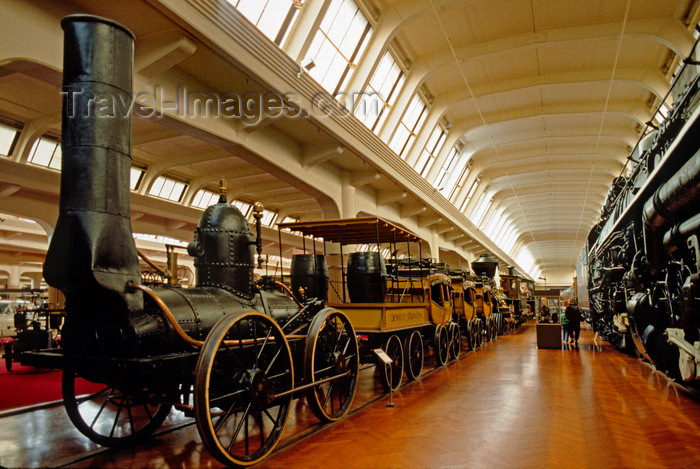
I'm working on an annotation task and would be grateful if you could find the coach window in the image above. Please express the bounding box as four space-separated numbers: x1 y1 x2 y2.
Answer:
431 281 444 306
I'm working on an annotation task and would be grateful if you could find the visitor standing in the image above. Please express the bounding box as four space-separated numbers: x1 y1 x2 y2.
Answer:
565 299 582 344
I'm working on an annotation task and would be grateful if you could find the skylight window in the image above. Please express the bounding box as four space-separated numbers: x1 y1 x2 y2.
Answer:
470 190 493 226
233 200 253 217
0 123 19 157
149 176 187 202
226 0 301 45
416 125 446 177
434 145 460 196
356 50 405 132
28 137 61 170
130 167 145 190
389 94 428 158
305 0 372 94
483 207 503 238
192 189 221 209
515 248 538 278
133 232 188 248
260 208 278 226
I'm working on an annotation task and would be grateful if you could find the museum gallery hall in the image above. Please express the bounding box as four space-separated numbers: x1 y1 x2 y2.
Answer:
1 1 699 468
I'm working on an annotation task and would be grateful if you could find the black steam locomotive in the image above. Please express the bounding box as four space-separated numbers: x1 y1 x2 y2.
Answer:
19 15 361 467
578 41 700 383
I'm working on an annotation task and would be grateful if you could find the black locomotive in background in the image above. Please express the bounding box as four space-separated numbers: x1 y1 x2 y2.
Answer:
577 40 700 383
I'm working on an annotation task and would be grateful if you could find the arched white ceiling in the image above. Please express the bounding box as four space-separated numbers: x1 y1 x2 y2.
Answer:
369 0 698 282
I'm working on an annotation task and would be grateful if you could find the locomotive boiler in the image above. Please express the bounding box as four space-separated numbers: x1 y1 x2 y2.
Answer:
579 43 700 383
19 14 361 467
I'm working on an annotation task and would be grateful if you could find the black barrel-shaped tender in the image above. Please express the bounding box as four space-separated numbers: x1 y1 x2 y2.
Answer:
347 252 386 303
290 254 329 301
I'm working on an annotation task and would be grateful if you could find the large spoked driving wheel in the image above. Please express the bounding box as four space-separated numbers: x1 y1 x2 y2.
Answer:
448 322 461 360
304 308 359 422
62 369 172 447
403 329 424 381
434 324 449 366
378 334 404 392
194 311 294 467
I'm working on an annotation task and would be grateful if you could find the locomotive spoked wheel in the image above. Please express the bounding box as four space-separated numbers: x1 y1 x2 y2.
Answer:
62 369 172 447
194 311 294 467
448 322 461 360
378 334 404 392
403 329 424 381
434 324 449 366
304 308 360 422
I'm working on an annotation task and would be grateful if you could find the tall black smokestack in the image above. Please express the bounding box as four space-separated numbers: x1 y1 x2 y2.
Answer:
44 15 143 336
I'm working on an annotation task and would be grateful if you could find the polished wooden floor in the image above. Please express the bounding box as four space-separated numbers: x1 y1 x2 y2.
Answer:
2 321 700 468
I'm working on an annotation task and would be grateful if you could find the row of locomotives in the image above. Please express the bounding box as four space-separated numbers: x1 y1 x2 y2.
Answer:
276 218 461 394
581 39 700 384
17 15 363 468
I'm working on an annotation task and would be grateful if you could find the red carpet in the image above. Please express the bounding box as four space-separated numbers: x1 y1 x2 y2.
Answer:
0 363 103 412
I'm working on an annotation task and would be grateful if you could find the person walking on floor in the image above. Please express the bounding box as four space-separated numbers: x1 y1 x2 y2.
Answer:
561 302 570 343
565 299 582 344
